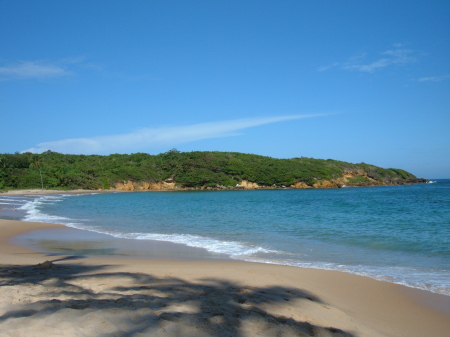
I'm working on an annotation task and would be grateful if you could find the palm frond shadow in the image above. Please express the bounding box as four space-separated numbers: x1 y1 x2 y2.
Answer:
0 259 353 336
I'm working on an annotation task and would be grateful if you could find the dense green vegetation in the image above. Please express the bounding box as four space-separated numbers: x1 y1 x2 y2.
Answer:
0 150 420 190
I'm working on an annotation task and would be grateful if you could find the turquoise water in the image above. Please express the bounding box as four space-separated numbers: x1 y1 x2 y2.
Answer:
2 180 449 295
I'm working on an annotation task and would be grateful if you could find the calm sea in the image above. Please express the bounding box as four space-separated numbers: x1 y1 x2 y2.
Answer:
1 180 449 295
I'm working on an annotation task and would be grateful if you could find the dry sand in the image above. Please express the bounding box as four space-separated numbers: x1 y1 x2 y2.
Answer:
1 189 115 197
0 219 449 337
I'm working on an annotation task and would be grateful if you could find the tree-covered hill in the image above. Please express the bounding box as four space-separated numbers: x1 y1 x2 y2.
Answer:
0 150 426 191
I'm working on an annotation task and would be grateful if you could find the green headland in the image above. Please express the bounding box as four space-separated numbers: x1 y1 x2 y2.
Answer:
0 150 427 191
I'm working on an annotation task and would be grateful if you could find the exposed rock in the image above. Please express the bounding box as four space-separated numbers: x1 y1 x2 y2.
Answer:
111 174 428 192
312 180 341 188
239 180 260 189
114 180 177 191
291 182 311 189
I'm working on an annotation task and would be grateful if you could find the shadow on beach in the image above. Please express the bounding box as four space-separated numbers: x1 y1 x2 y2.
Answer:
0 257 353 337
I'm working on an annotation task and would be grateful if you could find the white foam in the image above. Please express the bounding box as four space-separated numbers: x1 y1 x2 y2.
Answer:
12 193 450 297
21 195 74 224
132 232 279 257
238 257 450 296
62 226 280 258
134 233 275 257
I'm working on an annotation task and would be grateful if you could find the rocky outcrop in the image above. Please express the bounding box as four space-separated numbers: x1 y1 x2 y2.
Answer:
238 180 260 189
292 182 311 189
312 180 343 188
112 174 428 192
291 169 428 189
114 181 177 191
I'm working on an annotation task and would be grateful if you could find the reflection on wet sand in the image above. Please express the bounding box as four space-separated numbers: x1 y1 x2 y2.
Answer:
12 227 231 261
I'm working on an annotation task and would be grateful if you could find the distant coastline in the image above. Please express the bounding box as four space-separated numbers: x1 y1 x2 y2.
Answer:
1 175 429 195
1 150 428 192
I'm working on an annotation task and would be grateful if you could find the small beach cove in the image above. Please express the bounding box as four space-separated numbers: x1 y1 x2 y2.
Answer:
1 218 450 337
0 184 449 336
2 182 449 296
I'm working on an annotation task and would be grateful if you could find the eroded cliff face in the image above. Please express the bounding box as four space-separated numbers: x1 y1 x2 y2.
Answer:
113 180 260 191
310 170 389 188
292 182 310 188
237 180 260 189
114 181 177 191
112 170 423 191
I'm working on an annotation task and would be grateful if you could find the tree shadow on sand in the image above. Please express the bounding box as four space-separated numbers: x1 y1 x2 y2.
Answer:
0 258 354 337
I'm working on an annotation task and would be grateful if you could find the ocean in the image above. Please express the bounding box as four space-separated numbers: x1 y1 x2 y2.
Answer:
1 180 449 296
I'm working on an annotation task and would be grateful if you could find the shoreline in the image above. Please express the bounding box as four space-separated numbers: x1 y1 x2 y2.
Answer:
3 188 448 299
0 218 449 336
13 226 234 262
0 188 116 195
0 177 430 196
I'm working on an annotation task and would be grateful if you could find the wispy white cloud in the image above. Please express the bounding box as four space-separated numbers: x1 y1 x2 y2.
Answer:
418 75 450 82
344 48 415 73
319 45 416 74
23 114 331 155
317 62 339 72
0 60 72 80
0 57 152 82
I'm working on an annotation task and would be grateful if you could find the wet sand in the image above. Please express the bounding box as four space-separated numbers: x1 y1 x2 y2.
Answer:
0 218 449 337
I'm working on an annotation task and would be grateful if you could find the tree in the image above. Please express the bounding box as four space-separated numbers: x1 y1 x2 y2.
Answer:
30 155 44 190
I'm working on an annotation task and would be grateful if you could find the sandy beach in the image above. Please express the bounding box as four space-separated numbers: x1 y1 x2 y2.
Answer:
0 219 449 336
1 189 101 195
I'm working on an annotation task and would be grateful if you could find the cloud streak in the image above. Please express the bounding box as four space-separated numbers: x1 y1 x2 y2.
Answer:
319 45 416 74
0 61 72 80
23 114 330 155
418 75 450 82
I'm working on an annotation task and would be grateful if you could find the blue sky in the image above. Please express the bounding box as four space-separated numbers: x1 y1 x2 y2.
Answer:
1 1 449 178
